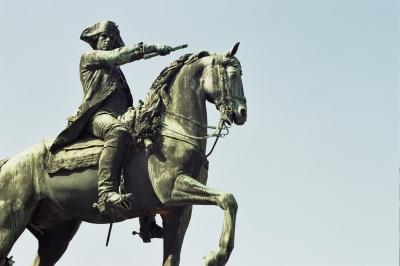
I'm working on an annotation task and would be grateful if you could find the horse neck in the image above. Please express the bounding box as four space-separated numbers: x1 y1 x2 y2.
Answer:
166 61 208 135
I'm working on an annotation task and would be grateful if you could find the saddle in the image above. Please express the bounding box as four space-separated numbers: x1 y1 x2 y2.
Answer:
43 137 105 174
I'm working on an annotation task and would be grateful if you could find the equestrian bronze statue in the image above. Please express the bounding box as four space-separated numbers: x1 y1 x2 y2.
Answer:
0 21 247 266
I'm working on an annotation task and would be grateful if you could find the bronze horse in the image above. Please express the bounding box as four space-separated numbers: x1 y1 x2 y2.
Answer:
0 43 247 266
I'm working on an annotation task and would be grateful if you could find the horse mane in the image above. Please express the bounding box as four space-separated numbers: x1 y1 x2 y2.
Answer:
128 51 213 145
137 51 212 124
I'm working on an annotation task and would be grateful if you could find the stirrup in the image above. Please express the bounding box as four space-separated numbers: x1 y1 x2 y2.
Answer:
93 192 133 214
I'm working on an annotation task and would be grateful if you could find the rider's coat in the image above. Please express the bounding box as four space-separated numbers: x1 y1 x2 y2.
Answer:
50 44 143 152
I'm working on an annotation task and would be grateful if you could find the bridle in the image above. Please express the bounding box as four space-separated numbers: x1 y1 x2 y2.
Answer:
161 55 245 157
214 55 246 126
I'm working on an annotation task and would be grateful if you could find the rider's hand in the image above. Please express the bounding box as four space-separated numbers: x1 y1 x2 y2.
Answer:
156 44 172 56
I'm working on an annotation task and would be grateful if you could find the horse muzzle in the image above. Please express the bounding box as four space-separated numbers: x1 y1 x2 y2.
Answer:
232 105 247 125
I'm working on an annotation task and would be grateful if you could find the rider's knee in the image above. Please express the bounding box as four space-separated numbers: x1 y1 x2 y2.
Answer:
108 124 129 137
105 126 130 147
111 126 129 137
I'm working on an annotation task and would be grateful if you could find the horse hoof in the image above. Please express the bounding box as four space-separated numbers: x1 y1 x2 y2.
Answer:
203 251 226 266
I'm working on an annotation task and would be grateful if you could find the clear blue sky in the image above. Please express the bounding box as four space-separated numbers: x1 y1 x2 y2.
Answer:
0 1 398 265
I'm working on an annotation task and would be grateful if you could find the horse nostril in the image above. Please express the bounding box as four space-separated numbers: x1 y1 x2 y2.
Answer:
240 108 247 117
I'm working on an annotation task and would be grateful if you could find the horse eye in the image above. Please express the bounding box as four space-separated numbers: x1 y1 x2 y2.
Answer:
230 73 236 79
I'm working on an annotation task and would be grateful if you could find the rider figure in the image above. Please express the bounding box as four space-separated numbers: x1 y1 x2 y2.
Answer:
50 21 172 211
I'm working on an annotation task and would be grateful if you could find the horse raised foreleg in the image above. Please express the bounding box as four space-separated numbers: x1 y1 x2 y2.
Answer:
162 175 237 266
161 205 192 266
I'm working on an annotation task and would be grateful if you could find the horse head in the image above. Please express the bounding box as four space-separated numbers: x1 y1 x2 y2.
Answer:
202 42 247 125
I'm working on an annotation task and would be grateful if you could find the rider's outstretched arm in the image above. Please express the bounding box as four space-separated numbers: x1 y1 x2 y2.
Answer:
81 43 172 68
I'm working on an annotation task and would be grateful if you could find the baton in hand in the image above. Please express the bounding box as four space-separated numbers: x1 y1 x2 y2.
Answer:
144 43 188 60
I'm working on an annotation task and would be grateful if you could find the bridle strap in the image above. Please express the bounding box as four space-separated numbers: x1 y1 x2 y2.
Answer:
163 111 216 129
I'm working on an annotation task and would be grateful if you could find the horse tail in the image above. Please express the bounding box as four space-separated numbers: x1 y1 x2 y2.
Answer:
0 158 9 172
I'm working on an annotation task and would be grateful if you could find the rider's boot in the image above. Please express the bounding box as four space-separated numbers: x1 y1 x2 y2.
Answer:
97 130 132 213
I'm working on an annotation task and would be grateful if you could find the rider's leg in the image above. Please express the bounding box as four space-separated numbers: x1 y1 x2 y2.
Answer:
86 114 163 231
84 114 131 207
98 129 130 203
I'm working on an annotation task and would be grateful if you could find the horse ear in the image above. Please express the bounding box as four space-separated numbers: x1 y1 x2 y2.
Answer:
224 42 240 58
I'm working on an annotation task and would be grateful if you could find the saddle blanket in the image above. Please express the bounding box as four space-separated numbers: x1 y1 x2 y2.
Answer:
43 137 104 173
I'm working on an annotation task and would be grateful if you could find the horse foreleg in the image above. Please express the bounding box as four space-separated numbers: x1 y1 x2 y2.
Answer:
161 175 237 266
161 206 192 266
28 219 81 266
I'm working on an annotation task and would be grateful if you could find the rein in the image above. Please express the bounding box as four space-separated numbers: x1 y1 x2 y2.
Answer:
161 111 230 139
161 111 230 157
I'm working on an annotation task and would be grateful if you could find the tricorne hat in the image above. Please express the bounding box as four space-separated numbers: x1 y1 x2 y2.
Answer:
80 21 125 48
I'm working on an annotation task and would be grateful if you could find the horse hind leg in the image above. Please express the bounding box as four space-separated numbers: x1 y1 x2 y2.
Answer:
27 200 82 266
0 207 32 266
0 176 38 265
28 218 81 266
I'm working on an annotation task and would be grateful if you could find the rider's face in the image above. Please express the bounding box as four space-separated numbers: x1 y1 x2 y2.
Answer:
96 32 115 51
